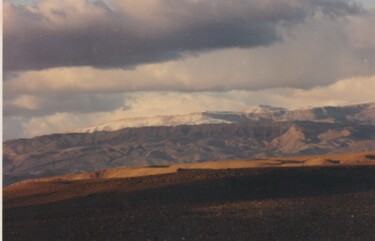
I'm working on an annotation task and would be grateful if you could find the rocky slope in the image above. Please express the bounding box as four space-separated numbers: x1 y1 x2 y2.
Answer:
4 121 375 185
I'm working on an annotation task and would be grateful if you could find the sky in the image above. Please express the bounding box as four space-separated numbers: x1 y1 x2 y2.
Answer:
3 0 375 139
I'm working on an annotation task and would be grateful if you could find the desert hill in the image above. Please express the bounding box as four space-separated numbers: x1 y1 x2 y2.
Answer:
4 151 375 207
4 151 375 241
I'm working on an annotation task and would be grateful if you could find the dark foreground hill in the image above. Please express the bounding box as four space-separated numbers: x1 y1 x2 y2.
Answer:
4 121 375 185
4 163 375 241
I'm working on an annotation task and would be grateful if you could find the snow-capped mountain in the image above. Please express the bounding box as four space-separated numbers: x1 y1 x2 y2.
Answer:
70 113 232 134
244 105 287 114
71 102 375 133
4 102 375 186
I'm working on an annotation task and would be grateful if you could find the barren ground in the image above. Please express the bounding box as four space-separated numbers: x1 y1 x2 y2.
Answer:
4 159 375 241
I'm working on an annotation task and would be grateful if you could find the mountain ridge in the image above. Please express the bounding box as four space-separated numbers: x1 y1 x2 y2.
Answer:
68 102 375 134
4 121 375 186
3 102 375 186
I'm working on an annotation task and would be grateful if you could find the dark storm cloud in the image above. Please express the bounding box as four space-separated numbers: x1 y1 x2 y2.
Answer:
3 0 362 71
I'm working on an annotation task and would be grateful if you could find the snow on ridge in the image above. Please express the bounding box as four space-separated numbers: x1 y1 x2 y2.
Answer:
244 105 287 114
69 112 233 134
66 102 375 134
68 105 287 134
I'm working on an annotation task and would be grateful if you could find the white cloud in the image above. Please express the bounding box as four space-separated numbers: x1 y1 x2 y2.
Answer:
5 75 374 139
122 75 375 114
10 95 41 110
290 75 375 107
21 112 86 138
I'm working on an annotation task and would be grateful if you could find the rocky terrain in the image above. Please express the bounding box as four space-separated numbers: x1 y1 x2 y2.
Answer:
4 102 375 185
4 152 375 241
4 121 375 186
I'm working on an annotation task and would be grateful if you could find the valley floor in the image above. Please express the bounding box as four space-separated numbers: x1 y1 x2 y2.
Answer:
4 165 375 241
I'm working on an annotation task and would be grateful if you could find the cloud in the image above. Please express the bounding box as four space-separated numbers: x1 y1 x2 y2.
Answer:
5 21 375 99
4 75 375 140
345 10 375 50
3 93 126 117
3 0 375 140
289 75 375 106
3 0 362 71
20 112 94 139
4 8 375 120
121 75 375 113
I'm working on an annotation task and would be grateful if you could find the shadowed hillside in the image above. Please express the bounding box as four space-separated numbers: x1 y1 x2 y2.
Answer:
4 164 375 241
4 121 375 185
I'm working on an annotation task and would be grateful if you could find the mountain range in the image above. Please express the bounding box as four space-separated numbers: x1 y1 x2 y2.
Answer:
71 103 375 133
3 102 375 185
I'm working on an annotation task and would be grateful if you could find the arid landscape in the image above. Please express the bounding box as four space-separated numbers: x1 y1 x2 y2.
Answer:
4 0 375 240
3 104 375 240
4 103 375 186
4 152 375 241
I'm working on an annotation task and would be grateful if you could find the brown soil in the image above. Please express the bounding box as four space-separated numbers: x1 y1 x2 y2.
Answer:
4 165 375 241
6 151 375 188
